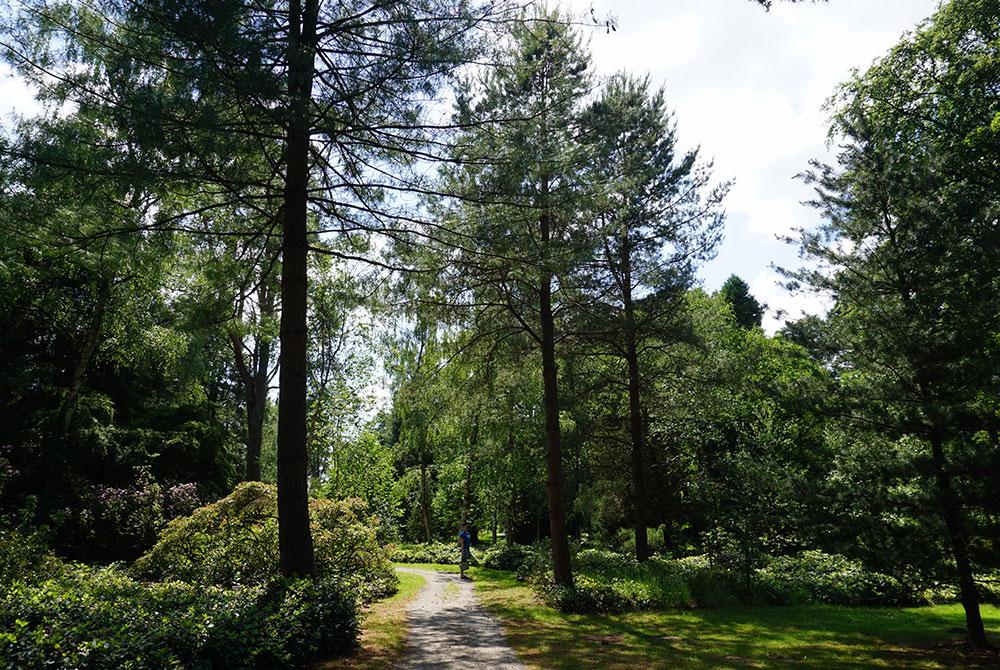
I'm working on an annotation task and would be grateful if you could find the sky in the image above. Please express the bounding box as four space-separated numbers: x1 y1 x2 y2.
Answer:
565 0 941 332
0 0 942 334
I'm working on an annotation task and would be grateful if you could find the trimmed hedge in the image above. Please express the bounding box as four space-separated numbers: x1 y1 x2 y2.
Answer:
0 564 358 669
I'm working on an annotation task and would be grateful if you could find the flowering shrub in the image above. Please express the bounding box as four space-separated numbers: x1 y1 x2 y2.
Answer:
164 482 200 518
93 466 164 557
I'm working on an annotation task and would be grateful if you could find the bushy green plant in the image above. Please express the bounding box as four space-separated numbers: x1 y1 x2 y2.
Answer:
540 574 632 614
387 541 470 565
521 549 690 612
0 526 61 585
672 554 745 608
756 550 915 606
613 527 670 557
0 563 358 669
574 548 637 572
131 482 396 601
481 540 534 572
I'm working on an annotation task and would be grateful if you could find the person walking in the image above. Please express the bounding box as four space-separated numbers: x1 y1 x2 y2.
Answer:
458 523 472 579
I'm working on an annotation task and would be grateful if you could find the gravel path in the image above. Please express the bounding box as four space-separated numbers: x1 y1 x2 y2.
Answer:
396 567 525 670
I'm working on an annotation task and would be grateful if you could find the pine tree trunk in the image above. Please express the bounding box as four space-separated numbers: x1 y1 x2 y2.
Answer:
247 321 271 481
539 214 572 586
930 430 988 647
625 343 649 561
622 254 649 562
276 0 318 578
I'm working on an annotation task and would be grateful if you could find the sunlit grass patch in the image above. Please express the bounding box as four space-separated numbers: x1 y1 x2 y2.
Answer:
470 567 1000 669
315 569 426 670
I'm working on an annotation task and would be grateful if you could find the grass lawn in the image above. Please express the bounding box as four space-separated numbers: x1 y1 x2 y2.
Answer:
315 569 426 670
469 567 1000 669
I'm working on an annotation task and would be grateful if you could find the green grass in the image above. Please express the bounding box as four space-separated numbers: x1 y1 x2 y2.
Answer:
469 567 1000 669
315 569 425 670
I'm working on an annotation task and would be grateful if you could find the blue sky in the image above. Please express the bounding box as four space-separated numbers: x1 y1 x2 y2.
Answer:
567 0 941 331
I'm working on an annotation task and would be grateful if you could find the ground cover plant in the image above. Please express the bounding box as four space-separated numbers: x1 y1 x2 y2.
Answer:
482 541 925 614
387 542 469 566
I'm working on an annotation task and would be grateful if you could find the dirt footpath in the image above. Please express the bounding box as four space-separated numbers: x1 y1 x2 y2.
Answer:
396 567 525 670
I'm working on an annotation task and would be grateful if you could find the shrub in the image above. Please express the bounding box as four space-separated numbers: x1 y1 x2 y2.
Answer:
523 549 690 613
92 466 166 559
0 526 61 585
131 482 396 602
672 555 745 608
387 541 470 565
0 563 358 669
503 544 923 613
613 527 670 556
481 541 535 572
541 574 632 614
756 550 915 606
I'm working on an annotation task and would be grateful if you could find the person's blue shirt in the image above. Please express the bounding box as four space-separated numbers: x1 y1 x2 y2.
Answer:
459 529 471 550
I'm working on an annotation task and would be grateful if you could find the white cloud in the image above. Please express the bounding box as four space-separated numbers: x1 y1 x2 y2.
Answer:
749 267 832 335
566 0 939 331
0 63 40 131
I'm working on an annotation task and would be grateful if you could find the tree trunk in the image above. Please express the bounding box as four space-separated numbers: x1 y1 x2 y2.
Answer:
61 275 111 442
621 248 649 562
930 430 989 647
462 410 479 527
276 0 318 578
247 290 273 481
539 213 573 586
229 287 271 483
420 460 433 543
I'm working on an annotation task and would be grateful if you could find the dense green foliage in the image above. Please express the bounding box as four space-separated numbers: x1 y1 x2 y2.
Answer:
487 542 921 614
388 542 468 566
0 562 357 669
132 482 396 601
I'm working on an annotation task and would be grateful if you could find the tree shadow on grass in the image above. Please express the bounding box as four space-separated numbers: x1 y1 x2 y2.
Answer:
474 573 1000 670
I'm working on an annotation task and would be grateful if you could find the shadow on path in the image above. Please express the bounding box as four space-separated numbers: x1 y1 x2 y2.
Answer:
397 567 525 670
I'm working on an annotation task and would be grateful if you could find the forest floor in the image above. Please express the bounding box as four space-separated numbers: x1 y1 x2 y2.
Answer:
469 567 1000 670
